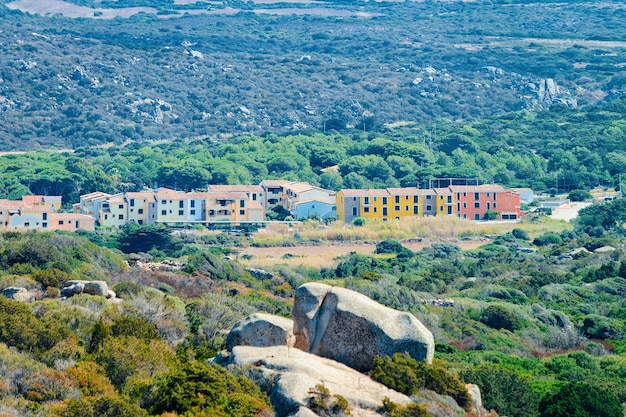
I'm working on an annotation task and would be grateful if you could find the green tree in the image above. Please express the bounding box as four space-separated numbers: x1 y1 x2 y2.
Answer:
539 382 622 417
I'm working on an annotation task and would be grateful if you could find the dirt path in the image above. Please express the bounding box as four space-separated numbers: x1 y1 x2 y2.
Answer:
237 239 489 269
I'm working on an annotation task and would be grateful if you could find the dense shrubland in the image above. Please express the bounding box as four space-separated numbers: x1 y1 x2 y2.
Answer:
0 199 625 415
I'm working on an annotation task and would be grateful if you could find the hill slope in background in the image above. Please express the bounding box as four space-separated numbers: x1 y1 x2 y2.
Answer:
0 0 625 150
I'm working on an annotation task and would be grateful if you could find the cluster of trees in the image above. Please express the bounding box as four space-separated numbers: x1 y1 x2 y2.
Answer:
1 0 626 149
2 96 626 205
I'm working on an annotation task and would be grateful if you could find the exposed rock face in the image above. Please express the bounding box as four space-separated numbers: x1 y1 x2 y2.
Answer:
61 280 112 298
1 287 35 302
227 345 413 417
466 384 484 417
225 313 295 351
292 283 434 372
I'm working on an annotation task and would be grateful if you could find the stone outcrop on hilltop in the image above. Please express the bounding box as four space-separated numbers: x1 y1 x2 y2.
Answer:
1 287 36 302
218 283 481 417
293 282 434 371
60 280 117 300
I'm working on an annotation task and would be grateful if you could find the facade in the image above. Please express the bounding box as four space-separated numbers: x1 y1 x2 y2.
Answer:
207 185 265 208
126 191 157 225
337 185 521 223
450 185 521 220
260 180 293 207
0 196 95 232
282 182 336 220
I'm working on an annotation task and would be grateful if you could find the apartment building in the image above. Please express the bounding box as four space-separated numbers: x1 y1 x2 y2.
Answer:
450 185 521 220
0 196 95 231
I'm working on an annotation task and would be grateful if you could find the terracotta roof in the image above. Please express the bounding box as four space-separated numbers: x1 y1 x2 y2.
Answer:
19 205 51 213
0 200 26 209
80 191 112 200
248 200 264 210
340 189 390 197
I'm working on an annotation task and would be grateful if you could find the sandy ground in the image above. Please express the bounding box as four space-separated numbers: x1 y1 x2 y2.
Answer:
549 202 592 222
238 239 489 269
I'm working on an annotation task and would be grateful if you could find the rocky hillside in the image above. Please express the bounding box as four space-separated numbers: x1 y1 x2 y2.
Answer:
1 0 625 149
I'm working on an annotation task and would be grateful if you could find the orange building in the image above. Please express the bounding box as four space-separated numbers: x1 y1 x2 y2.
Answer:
450 185 521 220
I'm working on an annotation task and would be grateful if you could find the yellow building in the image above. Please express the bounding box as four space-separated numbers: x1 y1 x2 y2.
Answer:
433 188 456 216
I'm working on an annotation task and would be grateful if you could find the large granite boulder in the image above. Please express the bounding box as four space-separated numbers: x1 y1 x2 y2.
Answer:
292 283 434 371
225 313 295 351
226 345 413 417
61 280 111 298
1 287 35 302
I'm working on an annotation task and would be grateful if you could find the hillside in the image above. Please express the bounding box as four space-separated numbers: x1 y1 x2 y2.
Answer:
1 0 626 150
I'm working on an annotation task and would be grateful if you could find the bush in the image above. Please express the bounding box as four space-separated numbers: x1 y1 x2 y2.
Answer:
307 383 351 417
461 365 539 417
567 190 592 202
370 353 470 411
480 304 525 331
539 382 622 417
352 217 366 226
533 233 562 246
511 228 529 240
145 361 272 416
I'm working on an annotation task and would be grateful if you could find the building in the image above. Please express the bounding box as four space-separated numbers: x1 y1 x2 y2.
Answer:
433 188 456 216
207 184 265 208
282 182 336 220
125 191 157 225
0 196 95 232
450 185 521 220
337 189 391 223
260 180 293 207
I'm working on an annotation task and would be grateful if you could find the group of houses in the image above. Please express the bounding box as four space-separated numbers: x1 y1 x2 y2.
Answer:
0 180 527 232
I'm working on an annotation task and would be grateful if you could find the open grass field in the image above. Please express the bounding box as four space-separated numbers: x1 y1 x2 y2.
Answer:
237 216 571 269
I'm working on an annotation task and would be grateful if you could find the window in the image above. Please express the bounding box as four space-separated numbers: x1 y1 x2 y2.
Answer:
426 205 432 211
138 220 143 225
240 209 245 215
474 202 480 208
178 210 184 215
395 196 400 203
493 193 497 200
43 212 48 220
382 197 387 204
240 199 245 208
24 222 30 227
427 195 432 200
252 194 257 201
413 196 418 203
179 201 184 208
130 199 135 207
463 202 467 208
352 207 357 216
104 215 108 220
138 209 144 214
457 193 460 200
364 197 369 204
463 193 467 197
190 200 195 208
364 207 370 213
474 193 480 200
119 215 124 220
413 206 418 214
487 202 491 210
58 220 64 225
161 210 167 216
382 207 388 216
374 207 377 213
448 206 453 214
474 214 480 220
447 196 452 203
493 203 497 208
118 204 124 209
405 206 409 211
395 216 400 220
395 205 400 211
190 210 195 215
486 192 490 197
42 222 47 228
463 214 467 218
161 200 166 205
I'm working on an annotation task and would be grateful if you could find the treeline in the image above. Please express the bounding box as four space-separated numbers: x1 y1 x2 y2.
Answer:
2 97 626 205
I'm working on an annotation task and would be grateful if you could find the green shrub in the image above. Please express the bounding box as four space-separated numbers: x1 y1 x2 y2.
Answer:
461 364 539 417
307 383 351 416
533 233 562 246
511 228 530 240
539 382 622 417
145 361 272 416
480 304 525 331
352 217 366 226
370 353 470 410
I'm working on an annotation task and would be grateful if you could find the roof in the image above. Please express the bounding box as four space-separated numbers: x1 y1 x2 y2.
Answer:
155 188 187 199
19 205 51 213
125 191 156 200
294 198 336 206
449 184 506 193
511 188 533 193
208 184 263 193
386 187 433 195
433 187 453 195
248 200 264 210
261 179 293 188
339 189 390 197
284 182 315 193
80 191 112 200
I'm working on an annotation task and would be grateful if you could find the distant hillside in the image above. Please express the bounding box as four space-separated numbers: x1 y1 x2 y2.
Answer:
0 0 625 150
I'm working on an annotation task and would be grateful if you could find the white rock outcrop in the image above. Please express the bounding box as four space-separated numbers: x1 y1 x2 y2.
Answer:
60 280 112 298
292 283 434 371
228 345 412 417
225 313 295 351
1 287 35 302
